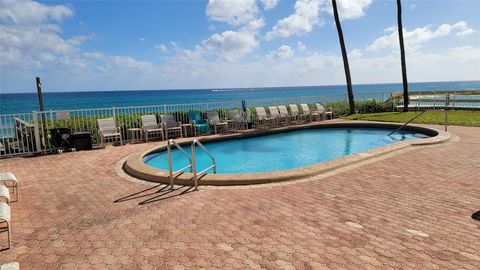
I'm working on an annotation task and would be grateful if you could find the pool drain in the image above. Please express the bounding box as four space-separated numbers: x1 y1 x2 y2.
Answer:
472 210 480 221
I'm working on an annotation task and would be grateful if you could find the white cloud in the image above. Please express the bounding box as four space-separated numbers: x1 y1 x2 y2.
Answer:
457 28 476 36
0 0 73 24
323 0 373 20
200 17 264 61
410 4 416 10
156 44 169 53
367 21 476 51
261 0 278 10
267 45 295 60
297 41 306 52
0 0 89 68
203 30 259 61
265 0 324 41
350 48 362 59
205 0 259 26
139 37 146 42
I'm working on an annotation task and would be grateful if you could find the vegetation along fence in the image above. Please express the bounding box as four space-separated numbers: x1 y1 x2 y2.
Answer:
0 90 478 158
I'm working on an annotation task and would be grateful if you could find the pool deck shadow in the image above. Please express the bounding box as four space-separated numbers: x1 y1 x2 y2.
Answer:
114 182 196 205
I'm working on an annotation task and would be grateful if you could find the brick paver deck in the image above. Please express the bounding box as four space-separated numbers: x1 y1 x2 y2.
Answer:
0 123 479 269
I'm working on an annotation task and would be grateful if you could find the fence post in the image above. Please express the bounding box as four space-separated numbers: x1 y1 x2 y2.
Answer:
32 111 42 153
163 104 167 114
112 106 116 119
49 110 54 128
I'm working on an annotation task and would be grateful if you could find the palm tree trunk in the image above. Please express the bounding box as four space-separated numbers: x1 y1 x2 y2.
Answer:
397 0 409 112
332 0 355 115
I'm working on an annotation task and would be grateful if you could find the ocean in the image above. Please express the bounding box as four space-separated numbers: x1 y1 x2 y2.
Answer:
1 80 479 115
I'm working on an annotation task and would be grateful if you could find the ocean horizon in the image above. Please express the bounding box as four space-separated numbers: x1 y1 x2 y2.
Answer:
1 80 479 115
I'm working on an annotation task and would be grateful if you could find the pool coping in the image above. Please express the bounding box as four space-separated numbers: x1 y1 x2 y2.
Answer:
122 121 451 186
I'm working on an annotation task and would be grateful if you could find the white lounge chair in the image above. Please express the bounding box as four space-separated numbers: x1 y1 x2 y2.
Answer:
255 107 276 128
97 118 123 146
289 104 307 123
141 115 164 142
300 104 312 122
268 106 288 125
0 202 11 249
228 109 247 131
160 115 183 139
278 105 295 124
311 103 325 121
0 185 9 205
206 111 229 134
0 172 18 202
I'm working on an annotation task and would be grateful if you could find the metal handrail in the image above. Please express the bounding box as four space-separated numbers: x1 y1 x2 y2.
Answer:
387 110 426 136
167 139 192 189
191 139 216 190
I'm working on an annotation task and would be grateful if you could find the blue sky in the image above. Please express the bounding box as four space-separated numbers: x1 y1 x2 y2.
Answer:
0 0 479 93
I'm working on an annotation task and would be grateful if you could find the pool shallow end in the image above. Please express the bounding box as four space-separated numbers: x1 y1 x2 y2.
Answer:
123 122 451 186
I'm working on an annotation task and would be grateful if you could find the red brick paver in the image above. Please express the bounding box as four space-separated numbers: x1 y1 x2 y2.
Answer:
0 124 479 269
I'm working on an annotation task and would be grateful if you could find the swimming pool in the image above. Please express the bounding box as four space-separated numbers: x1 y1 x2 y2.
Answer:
143 128 429 174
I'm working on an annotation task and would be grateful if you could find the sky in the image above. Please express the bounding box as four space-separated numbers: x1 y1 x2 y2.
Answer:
0 0 479 93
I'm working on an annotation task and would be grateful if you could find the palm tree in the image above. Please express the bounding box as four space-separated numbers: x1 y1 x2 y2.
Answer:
397 0 409 112
332 0 355 115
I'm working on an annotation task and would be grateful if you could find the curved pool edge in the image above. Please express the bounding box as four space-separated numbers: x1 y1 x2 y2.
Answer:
123 122 451 186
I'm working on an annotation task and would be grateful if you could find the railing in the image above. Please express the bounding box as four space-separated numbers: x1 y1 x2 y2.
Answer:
191 139 216 190
0 90 478 158
387 110 427 136
166 139 192 189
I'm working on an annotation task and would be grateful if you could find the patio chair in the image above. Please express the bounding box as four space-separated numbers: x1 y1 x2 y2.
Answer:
187 112 210 135
97 118 123 146
300 104 312 122
316 103 334 119
255 107 276 128
310 103 325 121
268 106 288 125
278 105 296 124
141 115 164 142
0 185 10 205
0 202 11 249
160 115 183 139
228 109 248 131
0 172 18 202
206 111 228 134
289 104 307 123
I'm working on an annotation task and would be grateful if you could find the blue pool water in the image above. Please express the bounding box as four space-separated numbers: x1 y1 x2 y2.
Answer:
144 128 429 174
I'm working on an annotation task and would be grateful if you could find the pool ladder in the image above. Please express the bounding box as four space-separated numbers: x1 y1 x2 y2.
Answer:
166 139 216 190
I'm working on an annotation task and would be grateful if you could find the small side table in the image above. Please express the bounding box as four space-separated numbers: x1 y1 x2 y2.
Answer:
181 123 195 137
127 128 142 144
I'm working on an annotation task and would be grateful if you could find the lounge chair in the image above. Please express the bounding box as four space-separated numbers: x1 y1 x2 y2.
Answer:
0 185 10 205
278 105 295 124
0 202 11 249
228 109 247 131
187 112 210 135
141 115 164 142
160 115 183 139
206 111 228 134
300 104 312 122
311 103 326 121
255 107 276 128
289 104 307 123
0 172 18 202
268 106 288 125
97 118 123 146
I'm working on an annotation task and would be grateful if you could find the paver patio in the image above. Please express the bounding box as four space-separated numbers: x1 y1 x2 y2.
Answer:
0 122 479 269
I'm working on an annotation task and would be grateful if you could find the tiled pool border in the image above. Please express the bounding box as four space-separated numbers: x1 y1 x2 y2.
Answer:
122 122 451 186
